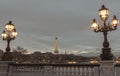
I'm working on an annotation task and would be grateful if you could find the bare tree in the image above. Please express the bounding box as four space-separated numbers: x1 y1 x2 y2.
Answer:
12 46 28 63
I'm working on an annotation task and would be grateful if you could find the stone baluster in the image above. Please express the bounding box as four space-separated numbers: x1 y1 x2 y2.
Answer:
90 66 93 76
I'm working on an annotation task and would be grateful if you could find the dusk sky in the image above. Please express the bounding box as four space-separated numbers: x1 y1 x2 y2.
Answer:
0 0 120 56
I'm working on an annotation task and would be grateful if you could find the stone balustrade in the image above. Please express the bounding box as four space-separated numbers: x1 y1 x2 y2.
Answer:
1 61 120 76
7 63 100 76
115 63 120 76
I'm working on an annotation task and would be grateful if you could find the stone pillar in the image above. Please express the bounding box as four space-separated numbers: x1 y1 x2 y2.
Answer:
100 61 114 76
0 61 14 76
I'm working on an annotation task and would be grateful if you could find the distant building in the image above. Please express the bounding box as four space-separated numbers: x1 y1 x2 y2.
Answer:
54 36 59 54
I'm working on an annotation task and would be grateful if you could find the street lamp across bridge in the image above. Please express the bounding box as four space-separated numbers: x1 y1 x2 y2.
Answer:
91 5 119 60
1 21 18 61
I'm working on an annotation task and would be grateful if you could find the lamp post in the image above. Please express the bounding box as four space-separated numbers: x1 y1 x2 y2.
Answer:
1 21 18 61
91 5 119 60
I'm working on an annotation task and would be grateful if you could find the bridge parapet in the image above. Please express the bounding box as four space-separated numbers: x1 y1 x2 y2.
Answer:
7 63 100 76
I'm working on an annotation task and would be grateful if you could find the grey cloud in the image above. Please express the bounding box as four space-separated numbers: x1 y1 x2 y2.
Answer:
0 0 120 56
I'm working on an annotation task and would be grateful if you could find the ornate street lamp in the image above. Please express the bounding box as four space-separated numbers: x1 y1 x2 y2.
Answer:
1 21 18 61
91 5 119 60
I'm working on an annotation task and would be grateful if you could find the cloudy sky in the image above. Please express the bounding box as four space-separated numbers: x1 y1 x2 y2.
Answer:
0 0 120 56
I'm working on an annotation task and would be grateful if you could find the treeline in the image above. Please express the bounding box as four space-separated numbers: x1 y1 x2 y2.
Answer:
0 46 95 63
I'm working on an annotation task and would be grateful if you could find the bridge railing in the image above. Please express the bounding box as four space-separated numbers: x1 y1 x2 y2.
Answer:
115 63 120 76
7 63 100 76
